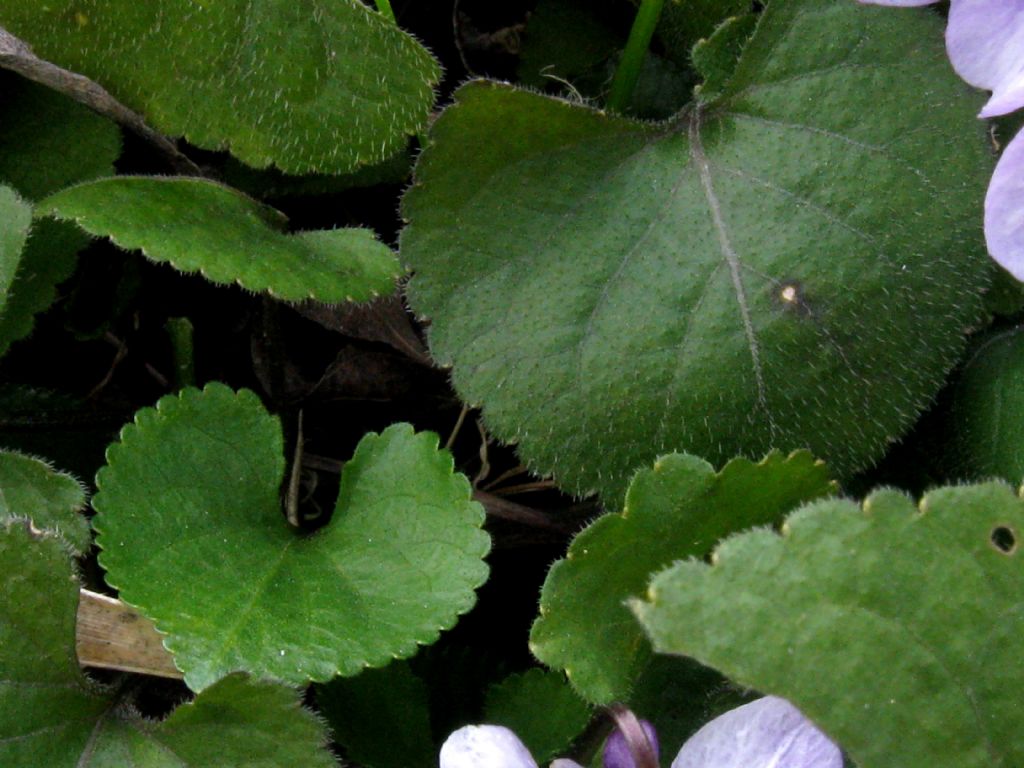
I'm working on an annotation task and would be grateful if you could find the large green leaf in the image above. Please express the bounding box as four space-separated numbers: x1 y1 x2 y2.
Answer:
0 75 121 355
948 326 1024 483
631 482 1024 768
0 449 89 554
42 176 401 302
0 520 335 768
401 0 991 503
93 384 490 691
530 450 833 703
0 0 440 174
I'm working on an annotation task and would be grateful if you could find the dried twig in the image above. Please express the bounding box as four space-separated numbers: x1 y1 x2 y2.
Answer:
76 589 181 680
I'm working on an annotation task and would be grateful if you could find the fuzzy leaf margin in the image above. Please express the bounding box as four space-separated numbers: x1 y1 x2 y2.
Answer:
632 482 1024 768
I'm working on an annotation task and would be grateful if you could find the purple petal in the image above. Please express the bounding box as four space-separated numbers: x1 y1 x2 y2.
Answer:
603 719 659 768
671 697 842 768
855 0 938 6
440 725 539 768
986 127 1024 281
946 0 1024 117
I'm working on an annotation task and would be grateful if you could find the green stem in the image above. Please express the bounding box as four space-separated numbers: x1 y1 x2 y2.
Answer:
166 317 195 389
607 0 665 113
374 0 397 25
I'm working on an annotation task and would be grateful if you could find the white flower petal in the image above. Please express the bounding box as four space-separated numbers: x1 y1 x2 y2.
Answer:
946 0 1024 117
986 127 1024 281
440 725 540 768
671 697 842 768
549 759 586 768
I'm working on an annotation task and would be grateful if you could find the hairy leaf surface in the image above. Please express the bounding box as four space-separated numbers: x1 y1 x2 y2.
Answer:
531 451 833 703
0 521 334 767
401 0 991 502
632 483 1024 767
93 384 490 691
0 185 30 312
0 450 89 554
42 177 400 302
0 0 439 174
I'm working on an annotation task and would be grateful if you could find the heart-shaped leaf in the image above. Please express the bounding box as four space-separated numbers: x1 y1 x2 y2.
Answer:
632 482 1024 767
93 384 490 691
0 0 440 174
0 449 89 554
42 176 401 302
401 0 991 503
0 520 335 768
531 450 833 703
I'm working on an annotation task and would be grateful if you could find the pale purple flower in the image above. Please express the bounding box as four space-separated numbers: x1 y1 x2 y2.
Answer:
438 697 841 768
857 0 1024 280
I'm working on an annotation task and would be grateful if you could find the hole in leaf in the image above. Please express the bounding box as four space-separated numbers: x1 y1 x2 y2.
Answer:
990 525 1017 554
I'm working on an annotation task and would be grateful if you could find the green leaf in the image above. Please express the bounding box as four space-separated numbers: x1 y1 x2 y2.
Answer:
83 675 336 768
315 659 435 768
517 0 621 90
41 176 401 302
0 74 121 355
0 449 89 555
691 14 757 101
949 326 1024 483
0 0 440 174
483 668 591 762
0 520 334 767
401 0 991 503
530 450 833 703
93 384 490 691
647 0 751 68
631 482 1024 768
0 520 108 765
0 185 31 308
0 74 121 201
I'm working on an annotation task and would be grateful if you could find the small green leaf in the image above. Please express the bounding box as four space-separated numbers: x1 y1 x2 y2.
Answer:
647 0 751 68
316 659 435 768
401 0 991 503
483 668 591 762
531 451 833 703
691 14 757 101
0 450 89 555
949 326 1024 483
93 384 490 691
517 0 621 90
632 482 1024 767
84 674 336 768
0 521 107 765
0 521 334 767
0 0 440 174
0 74 121 201
0 75 121 356
41 176 401 302
0 185 31 308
